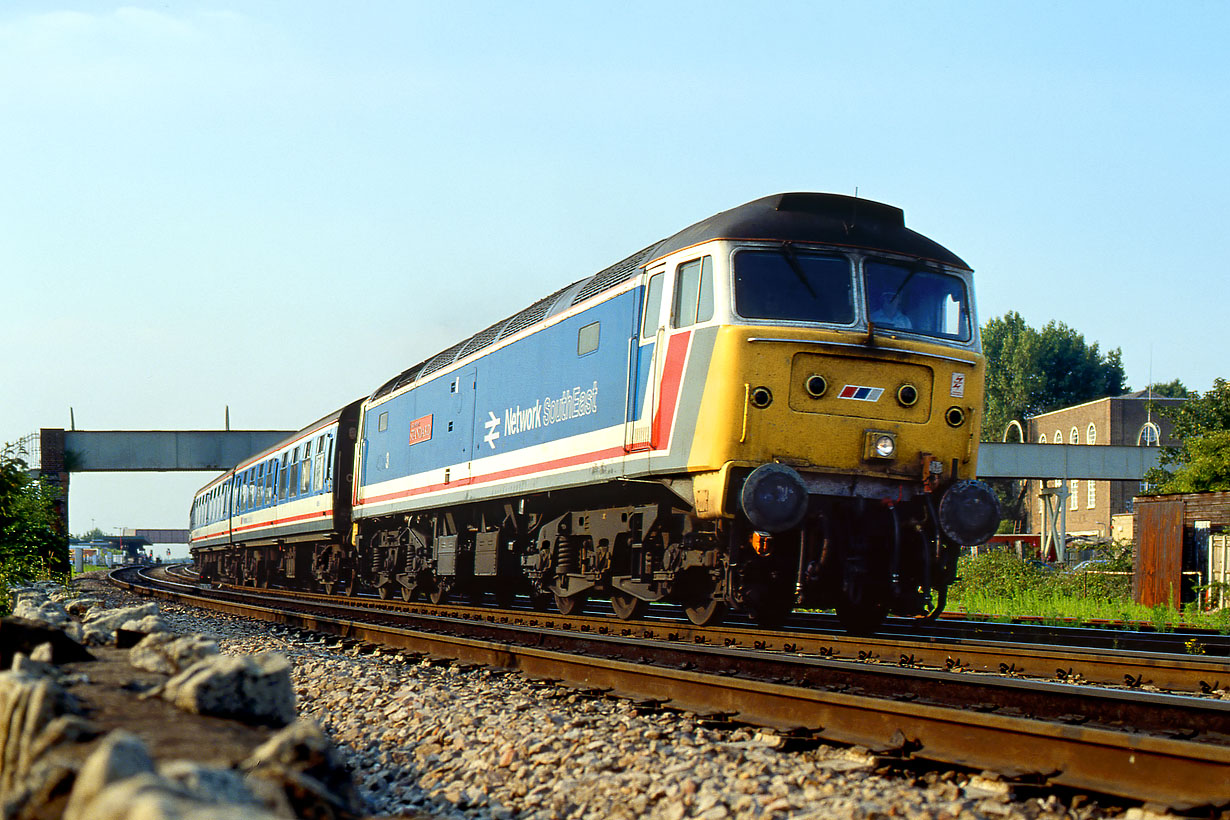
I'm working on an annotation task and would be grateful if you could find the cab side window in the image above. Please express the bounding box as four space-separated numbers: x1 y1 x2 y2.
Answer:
672 256 713 328
641 272 664 339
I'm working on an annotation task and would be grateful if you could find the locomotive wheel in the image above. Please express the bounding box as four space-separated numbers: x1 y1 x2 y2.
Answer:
377 584 392 600
610 592 647 621
401 584 418 602
683 597 727 626
428 585 448 605
553 592 587 616
837 600 887 634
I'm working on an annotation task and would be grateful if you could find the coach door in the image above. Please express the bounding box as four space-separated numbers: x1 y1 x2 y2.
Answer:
454 368 477 483
625 264 668 452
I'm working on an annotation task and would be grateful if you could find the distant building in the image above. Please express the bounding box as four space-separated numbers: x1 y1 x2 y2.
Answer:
1024 391 1185 540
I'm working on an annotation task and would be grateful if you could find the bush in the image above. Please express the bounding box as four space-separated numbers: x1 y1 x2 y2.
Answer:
0 442 68 615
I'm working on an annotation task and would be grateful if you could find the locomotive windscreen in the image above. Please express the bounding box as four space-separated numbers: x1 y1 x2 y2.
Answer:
864 261 971 341
733 249 855 324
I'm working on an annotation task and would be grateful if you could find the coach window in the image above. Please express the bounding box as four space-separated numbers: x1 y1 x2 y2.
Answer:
672 256 713 328
313 437 326 492
289 447 301 496
325 435 335 485
278 453 290 500
577 321 600 356
300 447 312 494
641 272 664 339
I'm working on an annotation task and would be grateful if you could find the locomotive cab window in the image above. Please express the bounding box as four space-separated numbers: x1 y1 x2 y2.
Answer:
641 272 664 339
378 412 388 432
672 256 713 328
864 261 971 341
734 249 854 325
577 321 600 355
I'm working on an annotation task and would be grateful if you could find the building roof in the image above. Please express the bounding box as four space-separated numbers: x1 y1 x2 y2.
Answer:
1027 392 1187 420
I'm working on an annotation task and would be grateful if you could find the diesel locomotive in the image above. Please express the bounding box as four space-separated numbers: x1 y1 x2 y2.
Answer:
190 192 999 632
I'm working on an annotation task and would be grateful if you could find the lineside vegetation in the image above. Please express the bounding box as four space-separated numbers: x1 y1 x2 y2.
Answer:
948 546 1230 633
0 442 67 614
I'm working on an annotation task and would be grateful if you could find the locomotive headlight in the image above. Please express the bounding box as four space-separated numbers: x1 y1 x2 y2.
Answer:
864 430 897 460
740 463 809 533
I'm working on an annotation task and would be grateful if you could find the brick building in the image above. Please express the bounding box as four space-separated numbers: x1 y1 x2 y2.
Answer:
1024 392 1184 539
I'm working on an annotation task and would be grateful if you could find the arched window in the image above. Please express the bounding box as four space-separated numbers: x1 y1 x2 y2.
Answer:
1039 434 1047 444
1070 427 1079 445
1138 422 1160 446
1054 429 1063 444
1087 423 1097 445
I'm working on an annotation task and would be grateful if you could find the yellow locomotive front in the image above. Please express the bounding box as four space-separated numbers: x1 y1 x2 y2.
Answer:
680 229 999 631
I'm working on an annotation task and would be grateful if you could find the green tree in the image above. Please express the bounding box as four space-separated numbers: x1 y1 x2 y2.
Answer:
0 443 67 604
1145 378 1230 493
1146 379 1195 399
981 311 1128 441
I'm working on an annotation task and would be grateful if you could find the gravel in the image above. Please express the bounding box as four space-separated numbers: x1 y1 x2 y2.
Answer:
72 575 1175 820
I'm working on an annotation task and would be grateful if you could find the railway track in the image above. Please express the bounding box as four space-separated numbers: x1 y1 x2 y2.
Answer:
158 563 1228 695
118 565 1230 809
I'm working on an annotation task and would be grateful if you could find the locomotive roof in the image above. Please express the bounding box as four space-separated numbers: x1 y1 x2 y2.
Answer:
652 192 969 270
370 193 968 402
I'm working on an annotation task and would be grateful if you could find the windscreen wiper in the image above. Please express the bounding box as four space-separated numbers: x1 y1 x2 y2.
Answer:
779 241 819 300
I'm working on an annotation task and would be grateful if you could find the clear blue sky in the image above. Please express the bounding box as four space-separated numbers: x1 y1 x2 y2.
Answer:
2 2 1226 536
